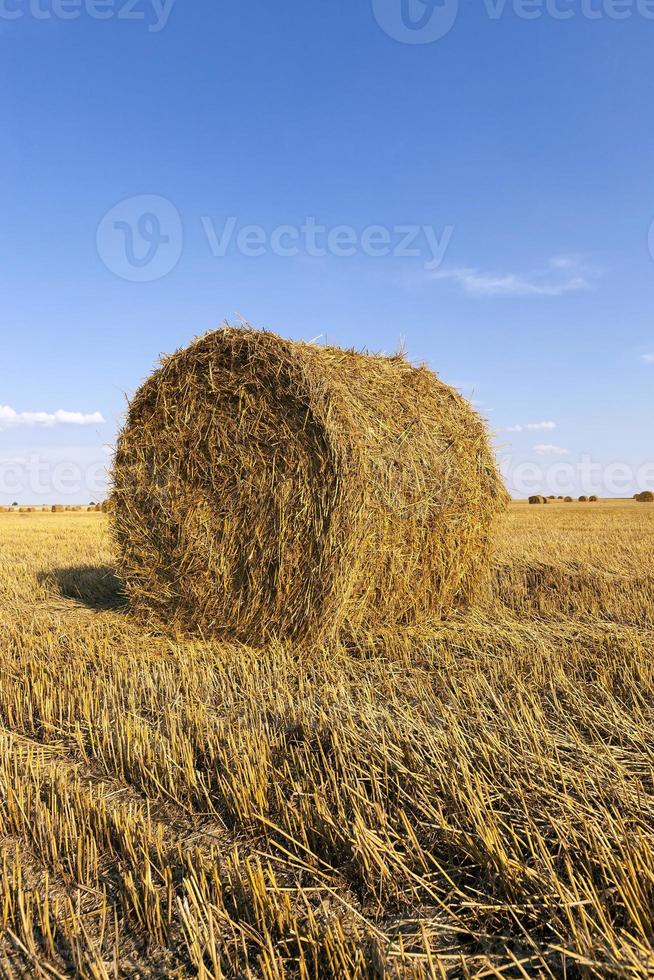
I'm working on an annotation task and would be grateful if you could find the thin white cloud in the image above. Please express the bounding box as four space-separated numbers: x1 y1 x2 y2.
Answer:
431 254 596 297
507 421 556 433
534 443 569 456
642 353 654 364
0 405 105 430
549 253 584 270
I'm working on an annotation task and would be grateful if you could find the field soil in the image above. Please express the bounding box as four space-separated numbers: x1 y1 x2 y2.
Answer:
0 501 653 977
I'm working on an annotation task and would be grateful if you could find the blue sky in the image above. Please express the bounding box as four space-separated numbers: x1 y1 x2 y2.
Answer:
1 0 653 502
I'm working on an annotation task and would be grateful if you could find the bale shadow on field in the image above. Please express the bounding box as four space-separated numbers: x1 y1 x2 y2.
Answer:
38 565 128 612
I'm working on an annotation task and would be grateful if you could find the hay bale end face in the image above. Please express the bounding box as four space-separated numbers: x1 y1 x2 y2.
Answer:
578 496 588 502
637 490 654 503
113 327 508 644
528 495 546 504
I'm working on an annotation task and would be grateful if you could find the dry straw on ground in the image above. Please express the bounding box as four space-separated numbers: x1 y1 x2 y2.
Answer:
113 326 507 644
2 500 654 976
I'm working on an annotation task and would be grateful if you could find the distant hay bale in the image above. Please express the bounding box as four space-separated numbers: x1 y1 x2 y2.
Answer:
528 495 545 505
637 491 654 503
113 327 508 644
578 496 588 502
94 503 103 512
564 496 573 502
51 505 65 513
589 495 598 502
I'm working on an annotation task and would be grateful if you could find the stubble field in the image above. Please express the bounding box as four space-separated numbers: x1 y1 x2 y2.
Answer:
0 500 652 978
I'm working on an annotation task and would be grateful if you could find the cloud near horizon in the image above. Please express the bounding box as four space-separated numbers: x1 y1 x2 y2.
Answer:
431 255 596 297
534 443 570 456
0 405 105 430
507 421 556 433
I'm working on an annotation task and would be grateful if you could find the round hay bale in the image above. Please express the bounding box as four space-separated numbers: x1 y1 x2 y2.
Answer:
528 495 545 505
578 496 588 502
113 327 508 644
637 490 654 503
589 495 598 502
564 496 573 502
51 505 64 513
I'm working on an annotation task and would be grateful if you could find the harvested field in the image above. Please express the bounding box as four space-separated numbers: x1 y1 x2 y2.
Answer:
0 500 653 976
